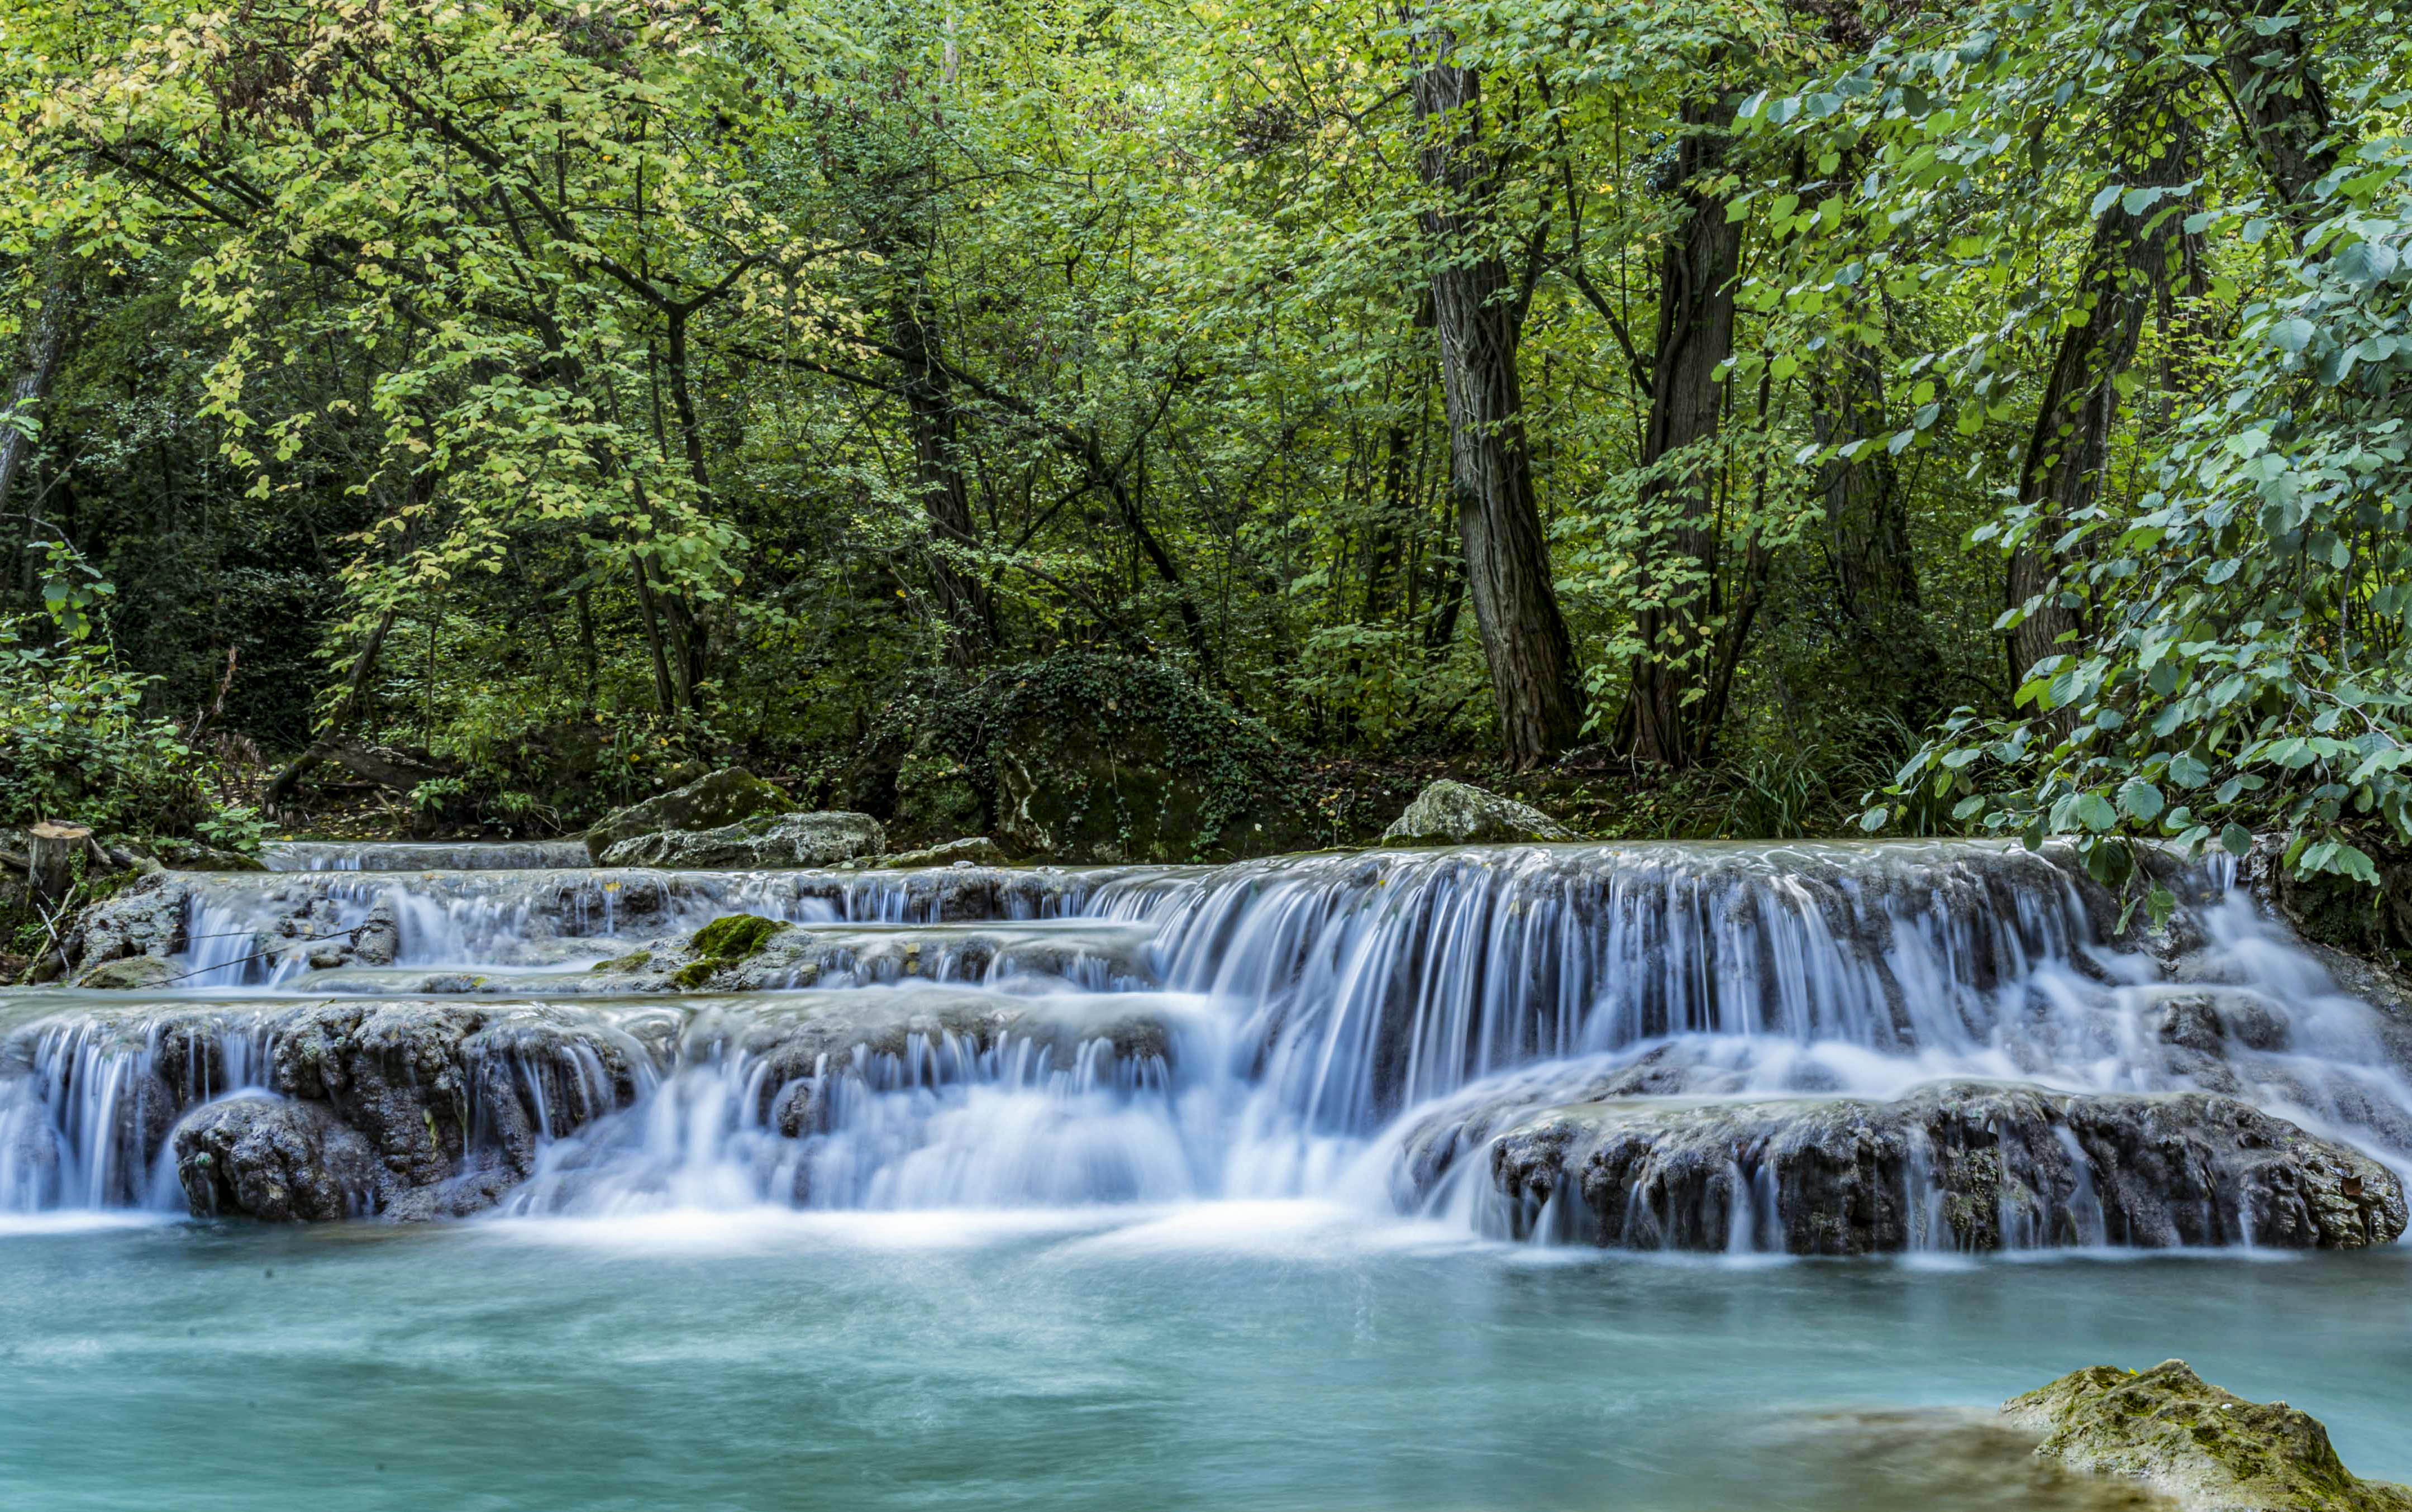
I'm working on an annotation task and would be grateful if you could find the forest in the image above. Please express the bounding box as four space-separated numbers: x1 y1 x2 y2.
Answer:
1 0 2406 896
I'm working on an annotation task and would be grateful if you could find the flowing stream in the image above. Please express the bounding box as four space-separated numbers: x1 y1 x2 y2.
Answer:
4 837 2410 1506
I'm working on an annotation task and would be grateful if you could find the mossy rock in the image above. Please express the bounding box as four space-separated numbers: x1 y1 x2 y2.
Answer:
2005 1360 2412 1511
1381 779 1580 846
869 654 1321 864
670 913 784 991
590 950 653 974
585 767 792 861
689 914 780 961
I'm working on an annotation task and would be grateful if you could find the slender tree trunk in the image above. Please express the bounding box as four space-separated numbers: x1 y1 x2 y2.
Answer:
1812 343 1939 722
892 282 995 666
2223 6 2334 212
1409 26 1585 767
2005 113 2197 690
1622 94 1746 770
2 260 72 582
264 606 400 805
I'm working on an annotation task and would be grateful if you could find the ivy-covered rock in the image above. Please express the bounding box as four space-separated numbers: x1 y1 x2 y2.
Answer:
2004 1360 2412 1511
1382 779 1579 846
869 654 1321 864
599 810 886 870
584 767 791 862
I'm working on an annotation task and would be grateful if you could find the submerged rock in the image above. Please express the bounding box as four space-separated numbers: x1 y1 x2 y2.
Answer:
874 836 1010 869
584 767 792 861
174 1095 383 1222
1474 1083 2403 1255
73 955 182 990
599 810 886 870
1381 779 1578 846
2004 1360 2412 1511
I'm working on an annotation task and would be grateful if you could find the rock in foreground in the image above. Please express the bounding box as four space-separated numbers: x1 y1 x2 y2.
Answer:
2005 1361 2412 1511
1382 779 1577 846
599 809 886 869
584 767 791 861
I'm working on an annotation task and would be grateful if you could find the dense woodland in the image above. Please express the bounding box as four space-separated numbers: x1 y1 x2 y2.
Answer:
1 0 2408 898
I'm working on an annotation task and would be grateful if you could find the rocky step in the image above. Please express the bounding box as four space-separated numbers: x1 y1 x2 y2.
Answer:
1456 1082 2405 1254
3 988 1191 1223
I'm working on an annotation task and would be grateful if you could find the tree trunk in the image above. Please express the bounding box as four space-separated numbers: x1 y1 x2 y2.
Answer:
1623 94 1746 770
1 259 71 580
892 282 995 666
2005 113 2196 690
2223 7 2334 211
1813 344 1940 723
1409 28 1585 767
264 607 400 805
27 822 90 907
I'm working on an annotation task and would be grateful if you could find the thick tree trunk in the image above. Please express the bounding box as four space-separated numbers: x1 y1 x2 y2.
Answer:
1623 96 1746 770
892 283 995 666
2005 115 2196 690
27 822 89 907
1409 32 1585 767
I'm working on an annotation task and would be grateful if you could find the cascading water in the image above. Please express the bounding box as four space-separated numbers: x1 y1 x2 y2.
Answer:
6 839 2410 1253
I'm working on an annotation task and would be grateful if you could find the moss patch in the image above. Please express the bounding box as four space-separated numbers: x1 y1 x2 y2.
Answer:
591 950 652 974
670 960 719 991
689 913 780 961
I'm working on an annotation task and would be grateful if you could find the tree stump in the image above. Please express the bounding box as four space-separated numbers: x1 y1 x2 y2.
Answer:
27 821 91 905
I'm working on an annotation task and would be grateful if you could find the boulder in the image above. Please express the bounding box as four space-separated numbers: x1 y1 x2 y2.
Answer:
2005 1360 2412 1511
61 872 193 971
599 810 887 870
873 836 1010 869
584 767 791 861
1473 1083 2404 1255
72 955 180 991
1381 779 1579 846
174 1094 384 1222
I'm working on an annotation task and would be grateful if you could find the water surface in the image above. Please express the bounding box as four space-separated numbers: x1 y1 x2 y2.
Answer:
3 1206 2403 1511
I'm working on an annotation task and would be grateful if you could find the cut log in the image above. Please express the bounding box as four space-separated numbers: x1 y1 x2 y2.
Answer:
27 821 91 904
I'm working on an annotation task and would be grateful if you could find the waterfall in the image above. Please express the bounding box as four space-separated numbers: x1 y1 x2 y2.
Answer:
8 839 2411 1252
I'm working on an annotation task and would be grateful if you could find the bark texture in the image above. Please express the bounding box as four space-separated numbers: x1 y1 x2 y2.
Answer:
2005 115 2196 690
1409 32 1585 767
1623 96 1748 769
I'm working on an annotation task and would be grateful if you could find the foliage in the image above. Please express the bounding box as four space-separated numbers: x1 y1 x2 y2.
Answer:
0 0 2402 894
0 542 245 841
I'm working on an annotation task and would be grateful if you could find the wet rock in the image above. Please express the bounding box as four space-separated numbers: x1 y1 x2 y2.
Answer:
874 836 1010 869
72 956 182 991
1476 1084 2404 1255
351 901 402 967
584 767 792 861
2004 1360 2412 1511
153 841 268 872
676 988 1181 1134
62 872 193 971
263 1000 650 1211
599 810 886 870
1381 780 1579 846
173 1095 383 1222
